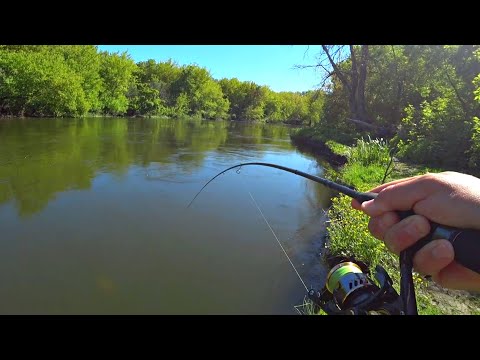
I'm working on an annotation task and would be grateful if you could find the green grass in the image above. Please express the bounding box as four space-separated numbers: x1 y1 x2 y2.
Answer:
321 137 460 315
293 132 480 315
325 140 350 157
290 127 325 143
341 163 388 190
327 195 397 273
294 297 324 315
347 136 390 166
416 293 444 315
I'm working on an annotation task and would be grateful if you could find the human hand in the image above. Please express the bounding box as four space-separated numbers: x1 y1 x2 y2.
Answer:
351 171 480 291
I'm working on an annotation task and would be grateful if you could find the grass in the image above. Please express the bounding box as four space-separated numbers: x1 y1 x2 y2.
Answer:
298 136 480 315
294 296 328 315
347 136 390 166
341 163 388 190
290 127 326 143
325 140 350 157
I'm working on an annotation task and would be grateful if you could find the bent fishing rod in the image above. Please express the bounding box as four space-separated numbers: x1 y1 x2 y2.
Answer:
188 162 480 315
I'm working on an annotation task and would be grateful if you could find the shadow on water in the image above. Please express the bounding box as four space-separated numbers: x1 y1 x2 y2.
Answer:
0 117 334 314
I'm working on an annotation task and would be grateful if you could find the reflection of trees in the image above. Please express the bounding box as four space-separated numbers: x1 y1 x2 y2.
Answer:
223 122 291 148
0 117 231 216
0 118 101 216
0 117 296 216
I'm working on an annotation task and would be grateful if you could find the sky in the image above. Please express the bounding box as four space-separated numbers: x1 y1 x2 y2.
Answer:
97 45 322 93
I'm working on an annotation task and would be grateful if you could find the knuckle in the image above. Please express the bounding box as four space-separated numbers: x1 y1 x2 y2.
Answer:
368 218 383 240
412 254 429 276
384 215 430 253
419 173 441 185
377 184 396 197
408 215 431 237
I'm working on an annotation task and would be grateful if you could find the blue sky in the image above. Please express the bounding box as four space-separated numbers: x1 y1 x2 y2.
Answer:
97 45 322 93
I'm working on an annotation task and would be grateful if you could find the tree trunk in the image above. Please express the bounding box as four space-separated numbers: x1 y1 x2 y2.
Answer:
356 45 370 123
349 45 359 120
320 45 372 124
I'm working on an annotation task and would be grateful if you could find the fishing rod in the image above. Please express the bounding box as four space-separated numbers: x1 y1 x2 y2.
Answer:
187 162 377 208
188 162 480 315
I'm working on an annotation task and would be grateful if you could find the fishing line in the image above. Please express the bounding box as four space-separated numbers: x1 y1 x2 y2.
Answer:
239 172 308 292
189 161 480 315
187 162 377 209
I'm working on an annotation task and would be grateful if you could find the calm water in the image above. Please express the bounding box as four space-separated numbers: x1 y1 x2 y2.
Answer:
0 117 334 314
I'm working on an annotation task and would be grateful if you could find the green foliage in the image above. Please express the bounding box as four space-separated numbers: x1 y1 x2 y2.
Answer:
383 46 479 170
396 96 471 169
56 45 103 112
347 136 390 166
297 45 480 173
98 51 137 115
135 59 181 107
0 46 326 123
219 78 325 124
327 195 398 276
0 46 89 117
323 138 444 313
171 65 229 119
341 163 387 190
469 50 480 169
174 93 190 116
307 91 325 125
325 140 350 156
127 82 164 116
220 78 266 121
474 72 480 103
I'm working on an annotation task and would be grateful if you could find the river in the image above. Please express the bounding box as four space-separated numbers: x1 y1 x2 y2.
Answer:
0 117 334 314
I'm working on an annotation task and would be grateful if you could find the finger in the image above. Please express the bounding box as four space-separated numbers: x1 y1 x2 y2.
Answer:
383 215 431 254
412 239 454 276
351 198 361 210
353 174 429 212
367 211 401 240
367 175 424 193
360 176 436 217
433 261 480 291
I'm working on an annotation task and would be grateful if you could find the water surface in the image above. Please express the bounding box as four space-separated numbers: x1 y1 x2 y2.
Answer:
0 117 333 314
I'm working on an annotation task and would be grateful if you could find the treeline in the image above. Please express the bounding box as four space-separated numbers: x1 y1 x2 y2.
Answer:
306 45 480 171
0 45 324 124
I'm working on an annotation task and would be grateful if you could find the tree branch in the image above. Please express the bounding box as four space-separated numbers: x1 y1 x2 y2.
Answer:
322 45 351 92
294 63 334 88
445 69 470 116
346 117 378 129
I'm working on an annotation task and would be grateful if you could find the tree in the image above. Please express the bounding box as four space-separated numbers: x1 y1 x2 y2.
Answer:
127 82 164 116
0 46 89 117
54 45 103 112
171 65 229 119
135 59 181 108
301 45 371 125
98 51 137 115
468 48 480 168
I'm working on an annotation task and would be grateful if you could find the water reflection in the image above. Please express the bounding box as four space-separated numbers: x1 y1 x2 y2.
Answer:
0 117 332 314
0 118 297 216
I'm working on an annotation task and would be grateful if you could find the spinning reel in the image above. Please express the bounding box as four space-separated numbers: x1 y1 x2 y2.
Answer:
307 255 403 315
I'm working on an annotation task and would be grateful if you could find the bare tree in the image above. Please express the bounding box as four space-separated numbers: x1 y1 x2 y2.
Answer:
298 45 372 125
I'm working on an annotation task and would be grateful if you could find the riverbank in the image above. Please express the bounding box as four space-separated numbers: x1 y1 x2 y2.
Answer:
0 114 304 128
292 128 480 315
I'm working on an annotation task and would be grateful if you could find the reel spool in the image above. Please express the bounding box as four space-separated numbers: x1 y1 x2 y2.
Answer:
326 261 378 310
